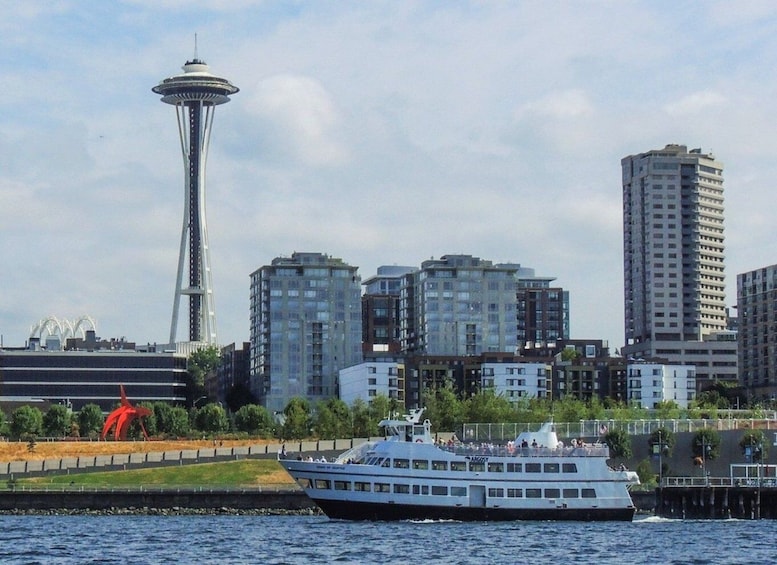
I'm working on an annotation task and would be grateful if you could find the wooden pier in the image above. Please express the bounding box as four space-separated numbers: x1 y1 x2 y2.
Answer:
656 465 777 519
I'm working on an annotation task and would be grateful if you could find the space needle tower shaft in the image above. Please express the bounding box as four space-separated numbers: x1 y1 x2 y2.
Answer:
153 52 238 345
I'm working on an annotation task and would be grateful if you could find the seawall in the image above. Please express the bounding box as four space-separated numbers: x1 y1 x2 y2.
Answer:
0 488 317 514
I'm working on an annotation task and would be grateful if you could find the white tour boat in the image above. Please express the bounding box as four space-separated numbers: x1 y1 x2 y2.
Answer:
279 409 639 521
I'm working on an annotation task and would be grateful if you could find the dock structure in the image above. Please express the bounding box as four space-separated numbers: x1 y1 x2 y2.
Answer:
656 464 777 519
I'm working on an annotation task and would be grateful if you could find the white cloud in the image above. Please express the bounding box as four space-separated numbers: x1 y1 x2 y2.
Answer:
664 91 728 116
244 74 348 167
515 89 595 120
1 2 777 351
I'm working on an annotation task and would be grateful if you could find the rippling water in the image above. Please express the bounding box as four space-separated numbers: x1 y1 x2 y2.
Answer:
0 515 774 564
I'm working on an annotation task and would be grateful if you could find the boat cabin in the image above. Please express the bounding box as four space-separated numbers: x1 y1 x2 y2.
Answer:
378 408 434 444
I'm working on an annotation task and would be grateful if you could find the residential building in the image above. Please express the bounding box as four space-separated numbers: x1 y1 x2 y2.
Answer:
212 341 251 406
482 361 551 402
516 267 569 350
399 255 520 356
249 252 362 413
549 340 612 402
361 266 414 355
621 144 736 390
626 361 696 409
339 354 550 407
737 264 777 400
339 359 405 405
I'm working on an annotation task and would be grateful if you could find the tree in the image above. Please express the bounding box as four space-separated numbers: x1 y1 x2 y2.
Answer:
463 389 516 423
551 397 588 423
0 408 9 437
282 397 311 440
739 429 768 462
186 346 220 407
604 428 632 459
314 398 352 439
692 428 721 461
654 400 681 420
225 383 257 413
77 404 105 439
165 406 191 437
635 458 655 486
43 404 71 437
234 404 274 436
194 403 229 434
136 403 157 437
422 381 463 431
10 406 43 439
648 427 676 457
350 398 374 437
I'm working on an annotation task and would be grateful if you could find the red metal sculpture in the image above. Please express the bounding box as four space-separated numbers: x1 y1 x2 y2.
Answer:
101 385 152 441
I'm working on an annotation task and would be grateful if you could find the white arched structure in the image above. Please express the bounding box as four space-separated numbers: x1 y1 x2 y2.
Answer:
30 315 97 341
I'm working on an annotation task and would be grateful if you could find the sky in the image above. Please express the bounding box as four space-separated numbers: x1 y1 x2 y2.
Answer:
2 1 777 352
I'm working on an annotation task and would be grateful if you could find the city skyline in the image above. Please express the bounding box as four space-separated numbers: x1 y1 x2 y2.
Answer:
2 3 777 351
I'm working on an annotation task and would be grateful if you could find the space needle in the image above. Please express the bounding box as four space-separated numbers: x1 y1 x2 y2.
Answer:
153 48 239 346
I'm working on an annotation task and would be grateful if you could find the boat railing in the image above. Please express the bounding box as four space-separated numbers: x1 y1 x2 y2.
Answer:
662 474 777 489
438 443 609 458
334 440 376 464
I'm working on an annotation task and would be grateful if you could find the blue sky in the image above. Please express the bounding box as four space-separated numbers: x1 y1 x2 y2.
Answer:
2 1 777 350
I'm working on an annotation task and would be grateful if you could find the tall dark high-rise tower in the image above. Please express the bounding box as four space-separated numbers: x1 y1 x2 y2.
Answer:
153 54 238 345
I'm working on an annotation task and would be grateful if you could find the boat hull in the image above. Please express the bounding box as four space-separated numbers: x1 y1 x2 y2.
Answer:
312 498 636 522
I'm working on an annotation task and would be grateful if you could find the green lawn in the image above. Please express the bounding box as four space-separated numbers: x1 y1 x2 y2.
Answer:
15 459 293 488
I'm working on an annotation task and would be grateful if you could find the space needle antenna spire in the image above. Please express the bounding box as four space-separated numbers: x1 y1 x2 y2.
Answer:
152 44 239 346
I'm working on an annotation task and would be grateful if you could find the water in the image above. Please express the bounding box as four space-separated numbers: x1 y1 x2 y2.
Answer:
0 515 774 564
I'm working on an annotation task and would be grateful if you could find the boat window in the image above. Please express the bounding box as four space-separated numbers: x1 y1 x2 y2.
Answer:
451 486 467 496
544 488 560 499
394 484 410 494
526 488 542 498
581 489 597 499
468 461 485 472
334 481 351 491
412 460 429 470
314 479 331 490
296 478 312 489
563 489 579 498
488 462 504 473
488 488 504 498
525 463 541 473
562 463 578 473
375 483 391 493
393 458 410 469
451 461 466 472
507 488 523 498
431 486 448 496
354 482 371 492
380 459 390 467
507 463 522 473
432 460 448 471
544 463 560 473
413 484 430 495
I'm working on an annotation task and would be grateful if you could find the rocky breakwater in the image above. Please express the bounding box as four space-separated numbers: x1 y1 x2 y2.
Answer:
0 487 320 514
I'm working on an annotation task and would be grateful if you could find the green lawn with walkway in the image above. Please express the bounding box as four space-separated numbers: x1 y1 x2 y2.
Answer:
12 459 294 489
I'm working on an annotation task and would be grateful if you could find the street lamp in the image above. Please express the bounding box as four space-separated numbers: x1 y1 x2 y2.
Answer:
747 438 763 519
652 430 668 486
